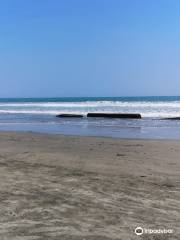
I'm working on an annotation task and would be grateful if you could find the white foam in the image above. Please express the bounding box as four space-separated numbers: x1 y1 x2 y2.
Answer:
0 110 87 115
1 100 180 108
0 100 180 117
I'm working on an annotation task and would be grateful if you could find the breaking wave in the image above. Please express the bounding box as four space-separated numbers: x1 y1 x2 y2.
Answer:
0 100 180 117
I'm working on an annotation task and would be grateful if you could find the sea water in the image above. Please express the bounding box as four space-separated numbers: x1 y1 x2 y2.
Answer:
0 96 180 139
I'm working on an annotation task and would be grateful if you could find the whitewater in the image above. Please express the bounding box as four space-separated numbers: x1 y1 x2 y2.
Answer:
1 97 180 139
1 99 180 117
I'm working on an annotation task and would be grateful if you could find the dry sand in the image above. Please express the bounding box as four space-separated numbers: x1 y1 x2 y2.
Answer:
0 131 179 240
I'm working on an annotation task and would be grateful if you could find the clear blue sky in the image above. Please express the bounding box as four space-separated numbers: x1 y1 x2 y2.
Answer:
1 0 180 97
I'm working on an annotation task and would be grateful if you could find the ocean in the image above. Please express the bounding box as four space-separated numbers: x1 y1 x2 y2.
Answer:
1 96 180 139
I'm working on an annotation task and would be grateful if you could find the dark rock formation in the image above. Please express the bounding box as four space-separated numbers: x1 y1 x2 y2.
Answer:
87 113 141 119
56 114 83 118
161 117 180 120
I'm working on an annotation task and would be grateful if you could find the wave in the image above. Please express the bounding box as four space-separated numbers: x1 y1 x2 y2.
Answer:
0 110 86 115
0 100 180 117
1 110 180 118
1 100 180 108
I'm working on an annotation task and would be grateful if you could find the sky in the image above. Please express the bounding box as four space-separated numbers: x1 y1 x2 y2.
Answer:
0 0 180 97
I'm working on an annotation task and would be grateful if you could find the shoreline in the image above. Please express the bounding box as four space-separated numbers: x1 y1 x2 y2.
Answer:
0 131 179 239
2 129 180 142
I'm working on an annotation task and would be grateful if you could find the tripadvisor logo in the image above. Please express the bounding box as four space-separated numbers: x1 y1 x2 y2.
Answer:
135 227 143 236
134 226 173 236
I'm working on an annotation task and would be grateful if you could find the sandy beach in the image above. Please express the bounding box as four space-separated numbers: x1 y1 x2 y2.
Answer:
0 131 179 240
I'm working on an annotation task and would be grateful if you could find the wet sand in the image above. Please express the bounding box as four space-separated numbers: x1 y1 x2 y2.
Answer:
0 131 179 240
